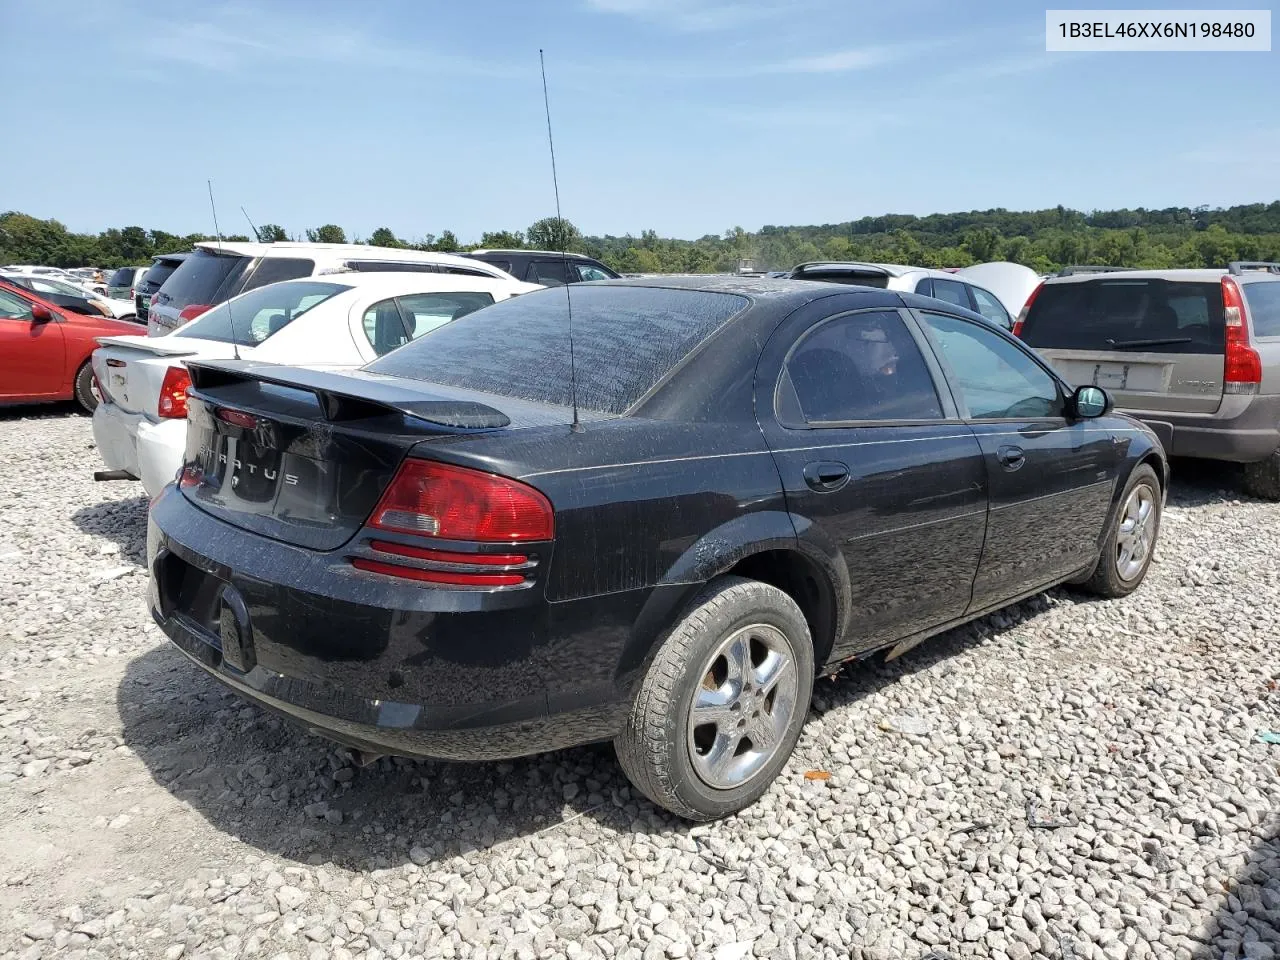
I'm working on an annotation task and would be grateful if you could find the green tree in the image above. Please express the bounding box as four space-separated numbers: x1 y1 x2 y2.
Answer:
369 227 401 248
258 223 289 242
433 230 459 252
527 217 582 251
305 224 347 244
479 230 525 248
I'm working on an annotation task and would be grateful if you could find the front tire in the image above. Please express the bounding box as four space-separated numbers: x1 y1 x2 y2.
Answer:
1243 450 1280 501
1080 465 1161 598
73 361 99 414
615 576 814 821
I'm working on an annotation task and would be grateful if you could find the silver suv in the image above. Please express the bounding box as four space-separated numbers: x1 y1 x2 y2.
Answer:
1017 262 1280 499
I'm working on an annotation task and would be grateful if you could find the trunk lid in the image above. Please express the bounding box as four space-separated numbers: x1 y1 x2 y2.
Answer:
92 335 238 416
180 361 571 550
1021 276 1227 415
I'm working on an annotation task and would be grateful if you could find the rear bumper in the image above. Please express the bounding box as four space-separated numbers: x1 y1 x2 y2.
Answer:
1127 393 1280 464
146 487 629 762
92 403 185 495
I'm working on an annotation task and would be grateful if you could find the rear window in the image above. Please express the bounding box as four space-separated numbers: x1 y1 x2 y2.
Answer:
157 249 252 310
142 259 182 290
1244 281 1280 338
107 267 136 287
366 285 749 415
1021 279 1225 353
173 280 349 346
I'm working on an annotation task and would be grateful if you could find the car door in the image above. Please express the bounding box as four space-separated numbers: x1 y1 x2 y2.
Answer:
915 310 1123 610
757 303 988 657
0 288 65 401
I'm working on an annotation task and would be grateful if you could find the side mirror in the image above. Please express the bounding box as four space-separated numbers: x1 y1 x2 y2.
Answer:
1072 384 1110 419
30 303 53 324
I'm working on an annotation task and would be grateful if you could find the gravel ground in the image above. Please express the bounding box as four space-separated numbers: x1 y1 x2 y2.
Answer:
0 407 1277 960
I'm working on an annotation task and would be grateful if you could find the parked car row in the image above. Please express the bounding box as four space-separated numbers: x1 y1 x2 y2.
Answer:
7 241 1274 821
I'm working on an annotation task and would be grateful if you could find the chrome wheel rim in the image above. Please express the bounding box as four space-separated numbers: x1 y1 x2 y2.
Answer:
1115 483 1157 581
686 623 799 789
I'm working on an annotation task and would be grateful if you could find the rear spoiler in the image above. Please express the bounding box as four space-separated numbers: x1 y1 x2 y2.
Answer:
94 334 200 355
1054 266 1136 277
186 360 511 429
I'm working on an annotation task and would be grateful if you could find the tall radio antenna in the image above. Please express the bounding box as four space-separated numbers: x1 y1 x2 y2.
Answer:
207 180 241 362
241 205 262 243
539 49 582 434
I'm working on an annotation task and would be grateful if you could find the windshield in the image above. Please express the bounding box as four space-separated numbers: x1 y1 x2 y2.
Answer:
173 280 349 346
366 285 748 414
1021 279 1225 353
29 277 85 297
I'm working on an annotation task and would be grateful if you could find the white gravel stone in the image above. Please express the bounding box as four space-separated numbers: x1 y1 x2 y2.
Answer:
1 414 1278 960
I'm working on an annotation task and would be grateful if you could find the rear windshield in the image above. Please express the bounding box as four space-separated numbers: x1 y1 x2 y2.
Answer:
1244 281 1280 338
1021 279 1225 353
173 280 349 346
142 259 182 290
107 267 136 287
157 248 252 310
366 285 749 415
794 269 890 288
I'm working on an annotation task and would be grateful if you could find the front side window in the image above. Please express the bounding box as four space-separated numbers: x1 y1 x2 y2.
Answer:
970 286 1012 329
922 312 1061 420
0 289 33 320
576 263 614 282
785 311 942 423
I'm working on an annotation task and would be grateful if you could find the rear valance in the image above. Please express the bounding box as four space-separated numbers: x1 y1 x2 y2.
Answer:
186 360 511 429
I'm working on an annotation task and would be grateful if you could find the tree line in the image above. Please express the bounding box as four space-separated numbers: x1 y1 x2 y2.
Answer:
4 202 1279 275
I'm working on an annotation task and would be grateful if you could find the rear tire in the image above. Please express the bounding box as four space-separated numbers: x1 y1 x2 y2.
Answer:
1080 465 1161 598
73 361 99 414
614 576 814 821
1243 451 1280 501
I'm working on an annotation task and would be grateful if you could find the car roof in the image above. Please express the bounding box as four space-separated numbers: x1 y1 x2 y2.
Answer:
1044 268 1227 285
191 241 503 270
256 272 537 296
470 249 599 260
594 273 907 308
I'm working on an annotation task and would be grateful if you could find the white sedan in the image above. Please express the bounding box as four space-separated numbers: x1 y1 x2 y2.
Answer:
91 271 539 496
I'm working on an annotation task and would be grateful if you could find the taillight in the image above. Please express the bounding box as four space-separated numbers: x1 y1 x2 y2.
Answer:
351 460 553 588
157 366 192 419
1222 276 1262 390
369 460 554 542
1012 280 1043 338
177 304 211 324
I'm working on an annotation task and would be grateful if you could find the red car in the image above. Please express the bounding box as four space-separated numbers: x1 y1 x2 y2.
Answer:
0 279 142 413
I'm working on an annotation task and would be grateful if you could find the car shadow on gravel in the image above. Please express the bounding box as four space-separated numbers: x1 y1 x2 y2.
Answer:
1193 828 1280 957
70 494 149 567
116 587 1060 871
1166 457 1268 508
0 401 85 420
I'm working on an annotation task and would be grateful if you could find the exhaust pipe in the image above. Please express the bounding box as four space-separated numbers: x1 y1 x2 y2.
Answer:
94 470 137 481
348 749 385 768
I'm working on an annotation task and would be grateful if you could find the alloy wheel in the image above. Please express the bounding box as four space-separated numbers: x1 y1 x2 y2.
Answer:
686 623 799 789
1115 483 1156 581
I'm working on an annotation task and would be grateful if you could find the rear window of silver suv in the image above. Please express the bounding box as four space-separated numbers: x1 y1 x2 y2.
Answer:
1021 278 1225 353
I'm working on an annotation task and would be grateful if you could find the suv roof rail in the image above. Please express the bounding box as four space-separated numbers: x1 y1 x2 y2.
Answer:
1055 265 1136 277
1227 260 1280 275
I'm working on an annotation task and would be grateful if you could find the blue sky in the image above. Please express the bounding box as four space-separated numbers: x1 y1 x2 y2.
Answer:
3 0 1276 241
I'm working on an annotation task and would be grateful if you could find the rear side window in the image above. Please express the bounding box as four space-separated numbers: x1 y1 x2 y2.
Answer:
366 285 748 415
243 257 314 291
1022 279 1225 353
929 278 972 309
157 249 252 310
174 280 348 346
361 291 496 356
528 260 572 286
785 311 942 423
346 260 440 273
1244 282 1280 338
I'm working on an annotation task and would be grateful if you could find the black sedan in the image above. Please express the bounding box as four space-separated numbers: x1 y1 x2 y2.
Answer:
147 278 1166 820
